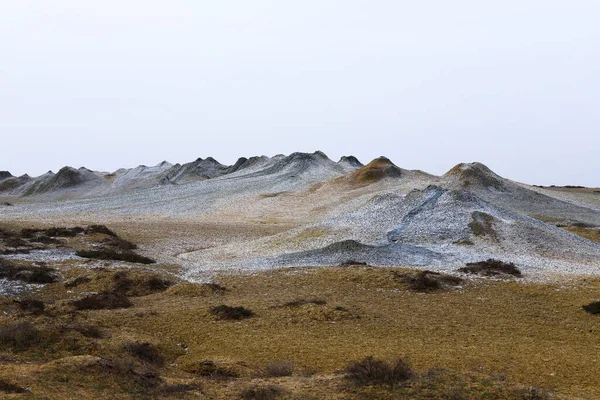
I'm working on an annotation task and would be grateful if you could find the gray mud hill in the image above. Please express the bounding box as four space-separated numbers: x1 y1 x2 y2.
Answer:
441 162 600 226
338 155 364 169
0 171 13 180
1 153 599 280
22 167 104 197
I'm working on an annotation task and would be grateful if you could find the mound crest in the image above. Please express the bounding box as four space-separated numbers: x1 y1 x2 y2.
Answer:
0 171 13 180
24 167 101 195
164 157 229 183
338 156 363 168
348 157 403 185
443 162 505 190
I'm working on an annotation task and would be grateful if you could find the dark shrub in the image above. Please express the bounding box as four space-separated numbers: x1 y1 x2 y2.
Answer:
123 342 164 365
583 301 600 315
459 259 522 277
3 236 28 248
0 322 40 351
281 298 326 307
64 275 92 288
210 305 254 320
66 323 104 339
240 385 286 400
264 360 294 377
0 260 58 284
75 249 155 264
71 292 133 310
345 356 414 385
103 236 137 250
86 224 117 236
161 383 202 394
0 379 27 394
181 360 238 378
18 298 45 314
112 274 133 293
111 272 174 296
146 276 174 292
31 234 61 244
395 271 463 292
21 226 85 239
44 227 85 237
510 385 552 400
339 260 369 266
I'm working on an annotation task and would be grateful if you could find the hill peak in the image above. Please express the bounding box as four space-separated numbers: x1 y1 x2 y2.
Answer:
444 162 505 189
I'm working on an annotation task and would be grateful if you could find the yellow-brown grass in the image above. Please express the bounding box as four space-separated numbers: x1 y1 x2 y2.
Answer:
563 226 600 243
2 265 600 399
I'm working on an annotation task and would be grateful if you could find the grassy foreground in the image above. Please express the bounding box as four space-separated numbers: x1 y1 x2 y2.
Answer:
1 258 600 399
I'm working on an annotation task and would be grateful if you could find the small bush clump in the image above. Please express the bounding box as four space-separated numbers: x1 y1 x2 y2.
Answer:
181 360 239 378
71 292 133 310
160 383 202 394
66 323 104 339
22 226 84 238
339 260 369 266
75 249 155 264
0 322 41 351
582 301 600 315
510 385 552 400
264 360 294 377
210 305 254 320
85 224 117 236
395 270 463 292
103 236 137 250
0 259 58 284
64 275 92 288
240 385 286 400
18 298 45 314
111 272 174 296
123 342 164 365
0 379 27 394
345 356 414 386
458 259 522 277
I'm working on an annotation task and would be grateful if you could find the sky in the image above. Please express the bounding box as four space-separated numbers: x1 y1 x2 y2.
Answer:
1 1 599 186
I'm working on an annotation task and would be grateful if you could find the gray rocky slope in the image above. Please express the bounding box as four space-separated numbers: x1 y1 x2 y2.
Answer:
1 152 599 280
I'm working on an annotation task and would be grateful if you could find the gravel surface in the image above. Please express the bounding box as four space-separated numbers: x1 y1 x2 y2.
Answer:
1 153 599 282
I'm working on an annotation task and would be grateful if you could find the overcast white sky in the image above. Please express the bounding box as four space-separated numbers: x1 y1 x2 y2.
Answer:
1 1 599 186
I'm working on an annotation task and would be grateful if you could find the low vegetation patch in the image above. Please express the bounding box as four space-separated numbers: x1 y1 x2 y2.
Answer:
65 323 104 339
75 248 155 264
394 270 463 292
0 259 58 283
469 211 497 239
240 384 286 400
264 360 295 377
339 259 369 266
64 275 92 288
345 356 414 386
111 271 174 296
582 301 600 315
0 322 41 351
0 379 27 394
123 342 164 365
71 292 133 310
459 259 522 277
17 298 45 314
160 382 203 395
180 360 239 378
210 305 255 320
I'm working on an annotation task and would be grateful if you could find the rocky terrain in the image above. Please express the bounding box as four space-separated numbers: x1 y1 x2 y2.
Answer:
1 152 599 282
